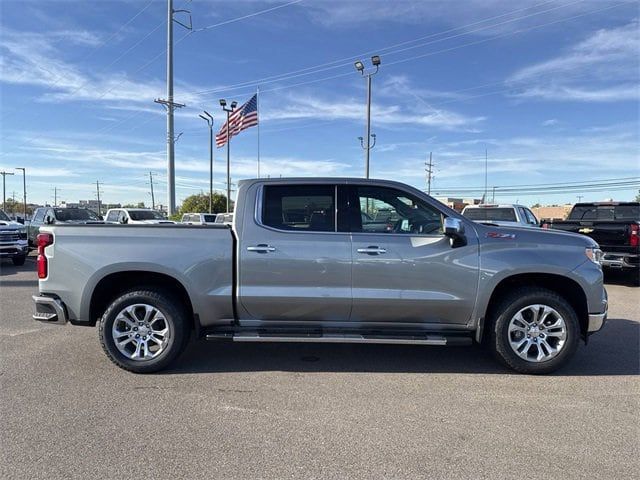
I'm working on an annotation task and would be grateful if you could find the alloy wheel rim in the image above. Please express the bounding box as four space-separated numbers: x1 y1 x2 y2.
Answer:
507 304 567 363
112 304 171 361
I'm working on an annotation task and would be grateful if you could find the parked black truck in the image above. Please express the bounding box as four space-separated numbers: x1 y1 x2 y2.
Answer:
545 202 639 284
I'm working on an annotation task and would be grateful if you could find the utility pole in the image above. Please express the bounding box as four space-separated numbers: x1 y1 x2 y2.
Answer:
492 186 497 203
577 195 584 203
220 99 238 213
149 172 156 210
15 167 26 219
95 181 102 215
0 170 14 211
355 56 381 178
155 0 191 216
199 111 214 213
425 152 434 195
52 187 58 207
481 148 488 203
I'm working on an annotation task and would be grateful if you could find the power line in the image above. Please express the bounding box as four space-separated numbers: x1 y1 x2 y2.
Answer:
193 0 304 32
189 0 568 97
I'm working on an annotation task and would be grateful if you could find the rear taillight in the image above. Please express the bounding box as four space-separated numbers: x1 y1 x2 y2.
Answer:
630 224 639 247
36 233 53 279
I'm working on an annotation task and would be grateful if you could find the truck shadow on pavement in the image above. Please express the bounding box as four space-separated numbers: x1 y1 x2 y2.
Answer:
0 256 38 287
168 317 639 377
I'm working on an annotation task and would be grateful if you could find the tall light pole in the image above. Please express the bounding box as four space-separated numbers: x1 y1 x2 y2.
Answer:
15 168 26 219
0 171 14 212
354 55 381 178
199 111 214 213
220 99 237 213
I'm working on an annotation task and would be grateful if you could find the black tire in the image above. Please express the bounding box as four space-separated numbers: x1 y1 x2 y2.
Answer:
489 288 580 374
12 254 26 266
98 289 190 373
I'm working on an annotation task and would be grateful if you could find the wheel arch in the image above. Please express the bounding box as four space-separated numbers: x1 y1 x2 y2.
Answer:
477 273 589 343
87 271 197 334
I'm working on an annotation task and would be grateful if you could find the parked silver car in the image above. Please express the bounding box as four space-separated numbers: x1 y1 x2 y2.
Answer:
181 213 217 225
33 178 607 374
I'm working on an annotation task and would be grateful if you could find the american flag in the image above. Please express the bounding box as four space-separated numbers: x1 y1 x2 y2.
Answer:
216 94 259 148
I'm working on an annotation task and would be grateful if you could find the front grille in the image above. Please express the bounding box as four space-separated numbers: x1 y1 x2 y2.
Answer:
0 231 20 242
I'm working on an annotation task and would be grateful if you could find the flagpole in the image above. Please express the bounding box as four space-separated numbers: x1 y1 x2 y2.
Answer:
256 86 260 178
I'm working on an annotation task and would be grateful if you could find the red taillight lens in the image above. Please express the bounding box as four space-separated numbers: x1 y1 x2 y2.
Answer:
630 224 639 247
36 233 53 279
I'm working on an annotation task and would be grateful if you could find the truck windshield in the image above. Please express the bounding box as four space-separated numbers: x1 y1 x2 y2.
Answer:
54 209 100 221
129 210 165 220
0 210 10 221
569 205 640 220
463 208 517 222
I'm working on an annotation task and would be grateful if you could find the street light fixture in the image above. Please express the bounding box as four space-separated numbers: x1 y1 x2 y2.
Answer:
354 55 381 178
220 99 237 213
199 111 214 213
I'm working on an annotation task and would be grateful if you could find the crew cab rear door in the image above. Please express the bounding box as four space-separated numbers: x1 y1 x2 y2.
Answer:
237 183 352 322
344 184 479 326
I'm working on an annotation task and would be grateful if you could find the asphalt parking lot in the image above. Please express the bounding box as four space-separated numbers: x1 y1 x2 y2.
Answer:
1 255 638 479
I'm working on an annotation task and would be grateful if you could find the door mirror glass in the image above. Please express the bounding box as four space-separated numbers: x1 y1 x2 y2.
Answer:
45 216 54 225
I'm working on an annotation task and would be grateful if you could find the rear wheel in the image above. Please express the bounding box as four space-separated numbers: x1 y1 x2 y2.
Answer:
98 289 190 373
489 288 580 374
12 254 26 266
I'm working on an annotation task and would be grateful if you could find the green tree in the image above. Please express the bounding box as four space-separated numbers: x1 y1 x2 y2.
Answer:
178 193 230 217
635 189 640 202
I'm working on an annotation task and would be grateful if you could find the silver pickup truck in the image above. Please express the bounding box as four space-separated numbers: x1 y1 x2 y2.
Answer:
33 178 608 374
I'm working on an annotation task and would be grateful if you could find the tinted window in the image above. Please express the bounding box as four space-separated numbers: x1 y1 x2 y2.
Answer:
203 215 216 222
262 185 335 232
33 208 45 222
129 210 164 220
349 186 442 235
524 208 538 225
54 208 99 221
0 210 10 221
569 204 639 221
464 207 517 222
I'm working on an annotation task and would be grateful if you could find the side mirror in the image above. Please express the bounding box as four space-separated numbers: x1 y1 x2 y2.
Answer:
45 216 54 225
444 217 466 247
121 217 128 224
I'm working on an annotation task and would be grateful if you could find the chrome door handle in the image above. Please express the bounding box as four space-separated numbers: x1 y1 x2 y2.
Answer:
247 244 276 253
357 246 387 255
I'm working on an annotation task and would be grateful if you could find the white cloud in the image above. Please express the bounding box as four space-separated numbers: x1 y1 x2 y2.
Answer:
262 92 484 130
541 119 559 126
508 20 640 102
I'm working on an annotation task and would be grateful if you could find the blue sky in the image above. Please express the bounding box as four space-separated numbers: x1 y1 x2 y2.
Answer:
0 0 638 208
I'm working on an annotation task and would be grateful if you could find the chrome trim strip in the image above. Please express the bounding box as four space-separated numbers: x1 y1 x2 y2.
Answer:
229 333 449 345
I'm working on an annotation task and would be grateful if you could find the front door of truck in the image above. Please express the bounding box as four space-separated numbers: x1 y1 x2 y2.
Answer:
238 183 352 322
345 185 479 326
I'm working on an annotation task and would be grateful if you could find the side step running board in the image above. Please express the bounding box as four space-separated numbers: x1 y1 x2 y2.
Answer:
206 332 472 346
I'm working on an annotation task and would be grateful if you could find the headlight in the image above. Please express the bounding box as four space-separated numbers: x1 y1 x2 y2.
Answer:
585 247 603 265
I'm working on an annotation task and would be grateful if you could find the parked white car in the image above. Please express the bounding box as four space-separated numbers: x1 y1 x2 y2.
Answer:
105 208 174 225
462 204 539 228
181 213 218 225
214 213 233 225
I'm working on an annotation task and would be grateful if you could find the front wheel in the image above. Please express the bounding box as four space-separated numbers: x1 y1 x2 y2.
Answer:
489 288 580 374
98 289 190 373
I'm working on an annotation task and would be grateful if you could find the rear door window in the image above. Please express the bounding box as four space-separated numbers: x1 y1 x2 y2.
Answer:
463 207 517 222
262 185 335 232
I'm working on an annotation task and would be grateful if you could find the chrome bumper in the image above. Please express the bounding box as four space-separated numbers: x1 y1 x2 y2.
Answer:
601 252 638 269
33 295 68 325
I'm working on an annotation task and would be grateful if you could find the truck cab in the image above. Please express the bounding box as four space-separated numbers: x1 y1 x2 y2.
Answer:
105 208 174 225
